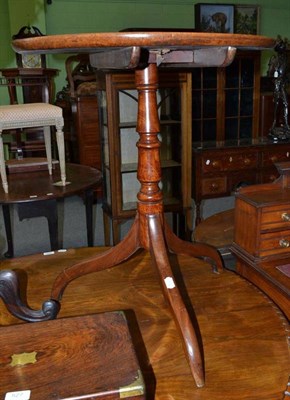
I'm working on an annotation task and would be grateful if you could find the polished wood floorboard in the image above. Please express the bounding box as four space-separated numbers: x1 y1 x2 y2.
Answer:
0 247 289 399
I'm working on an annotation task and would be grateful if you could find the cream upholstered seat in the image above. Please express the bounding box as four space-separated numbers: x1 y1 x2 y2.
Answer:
0 103 66 193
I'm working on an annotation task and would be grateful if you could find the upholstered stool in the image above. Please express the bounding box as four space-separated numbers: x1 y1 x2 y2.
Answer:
0 103 66 193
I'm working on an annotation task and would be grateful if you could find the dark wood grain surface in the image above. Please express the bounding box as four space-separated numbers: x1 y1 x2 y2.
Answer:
9 31 279 390
12 32 275 54
0 248 288 399
0 312 145 399
0 163 101 204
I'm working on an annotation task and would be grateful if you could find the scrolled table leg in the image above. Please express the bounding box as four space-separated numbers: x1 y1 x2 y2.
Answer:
0 270 60 322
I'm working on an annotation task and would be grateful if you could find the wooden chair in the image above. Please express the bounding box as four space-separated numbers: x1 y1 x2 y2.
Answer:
0 103 66 193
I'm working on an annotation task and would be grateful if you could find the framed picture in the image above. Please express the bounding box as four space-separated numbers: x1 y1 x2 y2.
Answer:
234 5 260 34
195 3 235 33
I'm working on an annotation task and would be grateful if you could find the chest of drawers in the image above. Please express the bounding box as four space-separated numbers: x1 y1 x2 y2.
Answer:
231 163 290 319
192 140 290 224
233 187 290 259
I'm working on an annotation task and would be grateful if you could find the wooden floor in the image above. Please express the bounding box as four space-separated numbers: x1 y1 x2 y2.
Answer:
0 247 289 399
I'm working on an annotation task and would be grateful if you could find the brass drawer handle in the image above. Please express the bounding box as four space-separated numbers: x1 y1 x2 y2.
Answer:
281 212 290 222
279 238 290 248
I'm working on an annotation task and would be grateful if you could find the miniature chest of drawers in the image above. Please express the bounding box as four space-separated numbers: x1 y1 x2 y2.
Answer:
231 163 290 319
233 187 290 260
0 312 145 400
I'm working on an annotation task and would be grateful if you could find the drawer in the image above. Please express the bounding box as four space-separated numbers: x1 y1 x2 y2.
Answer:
201 177 227 196
201 156 224 172
261 205 290 230
201 153 258 173
259 229 290 257
262 149 290 166
223 153 258 171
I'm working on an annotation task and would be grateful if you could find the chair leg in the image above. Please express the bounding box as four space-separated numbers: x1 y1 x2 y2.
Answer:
0 132 8 193
43 126 52 175
55 126 66 186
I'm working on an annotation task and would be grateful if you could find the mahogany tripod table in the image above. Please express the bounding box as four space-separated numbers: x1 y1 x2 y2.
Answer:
1 32 275 388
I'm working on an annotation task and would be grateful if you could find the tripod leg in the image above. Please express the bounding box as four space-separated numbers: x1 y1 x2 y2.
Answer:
51 216 141 300
165 220 223 273
148 214 205 388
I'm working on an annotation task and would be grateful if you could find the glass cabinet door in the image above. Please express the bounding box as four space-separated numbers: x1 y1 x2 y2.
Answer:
225 54 256 140
192 51 260 144
192 67 218 142
97 71 192 244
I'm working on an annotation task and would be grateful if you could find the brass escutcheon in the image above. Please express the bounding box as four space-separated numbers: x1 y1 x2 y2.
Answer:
10 351 37 367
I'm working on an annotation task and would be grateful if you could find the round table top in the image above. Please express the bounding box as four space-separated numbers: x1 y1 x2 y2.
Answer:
12 31 276 54
0 163 102 204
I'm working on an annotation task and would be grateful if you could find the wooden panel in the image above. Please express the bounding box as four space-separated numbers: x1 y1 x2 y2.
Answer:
201 176 227 196
201 151 258 173
0 248 289 399
261 148 290 166
261 205 290 229
72 95 102 198
234 197 259 255
236 256 290 319
201 155 224 173
259 229 290 257
223 153 258 171
75 96 101 169
0 312 145 399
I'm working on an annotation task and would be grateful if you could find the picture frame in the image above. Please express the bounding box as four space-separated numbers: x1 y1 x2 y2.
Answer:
234 5 260 35
194 3 235 33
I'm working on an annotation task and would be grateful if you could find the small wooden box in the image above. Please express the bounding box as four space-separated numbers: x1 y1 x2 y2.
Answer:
0 312 145 400
231 170 290 318
233 187 290 260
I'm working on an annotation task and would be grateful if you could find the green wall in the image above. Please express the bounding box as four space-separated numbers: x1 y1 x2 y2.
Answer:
1 0 290 103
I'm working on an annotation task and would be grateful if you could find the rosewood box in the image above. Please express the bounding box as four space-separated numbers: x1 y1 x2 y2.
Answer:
0 312 145 399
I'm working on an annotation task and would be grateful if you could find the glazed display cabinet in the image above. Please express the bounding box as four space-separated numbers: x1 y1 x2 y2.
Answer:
97 71 192 245
191 50 290 224
191 51 261 143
